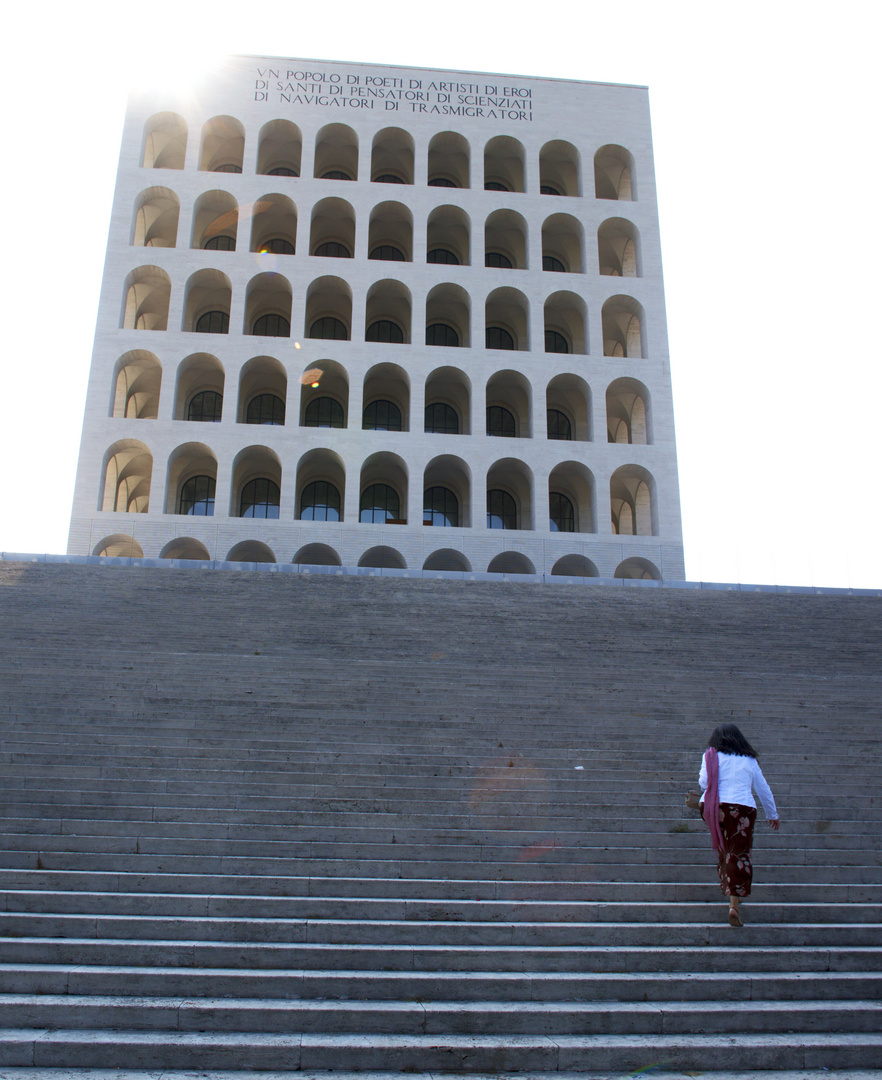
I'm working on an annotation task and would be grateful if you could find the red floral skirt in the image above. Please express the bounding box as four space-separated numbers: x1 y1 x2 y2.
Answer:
702 802 757 896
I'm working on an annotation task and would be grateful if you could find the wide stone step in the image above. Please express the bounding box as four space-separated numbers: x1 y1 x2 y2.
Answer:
0 1028 881 1071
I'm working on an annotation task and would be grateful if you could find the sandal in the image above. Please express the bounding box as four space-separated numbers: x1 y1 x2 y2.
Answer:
728 907 743 927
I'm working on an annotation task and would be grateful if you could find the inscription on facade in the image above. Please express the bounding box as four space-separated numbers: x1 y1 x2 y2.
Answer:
252 67 535 121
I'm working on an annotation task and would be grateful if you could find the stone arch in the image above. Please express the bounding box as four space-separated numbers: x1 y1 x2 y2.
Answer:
257 119 302 176
142 112 187 169
552 554 599 577
295 447 346 522
93 535 145 558
602 295 645 358
598 218 641 277
160 538 211 561
244 272 292 337
359 452 409 524
175 353 224 422
191 190 238 250
371 127 414 184
548 461 595 533
610 465 656 536
425 366 471 435
607 377 651 444
363 363 410 431
546 373 591 442
299 359 349 427
305 275 352 339
111 351 162 419
310 197 356 258
226 541 276 564
542 213 584 274
484 136 525 192
200 115 245 173
165 442 217 515
539 140 581 196
595 144 635 200
359 546 406 569
487 458 533 530
544 291 587 354
615 557 661 580
428 131 470 188
131 187 179 248
230 445 282 518
427 205 470 266
364 279 411 345
486 370 531 438
100 440 152 513
426 283 470 348
183 269 232 333
424 549 471 572
487 551 536 574
485 287 529 351
423 454 472 528
238 356 287 425
294 543 342 566
121 266 170 330
368 201 413 262
314 123 358 180
250 193 297 255
484 209 528 269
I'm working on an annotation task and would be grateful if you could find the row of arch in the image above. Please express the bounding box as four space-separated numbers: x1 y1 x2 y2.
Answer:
134 189 640 277
93 535 661 580
113 351 651 445
144 115 635 200
101 441 657 536
123 268 646 358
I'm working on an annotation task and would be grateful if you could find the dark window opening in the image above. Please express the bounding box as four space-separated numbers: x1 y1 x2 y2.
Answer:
179 474 215 516
550 491 575 532
252 313 290 337
369 245 405 261
485 251 513 269
487 405 516 437
366 319 404 344
304 397 345 428
373 173 405 184
423 486 459 527
543 255 566 272
204 235 236 251
487 489 517 529
321 170 352 181
428 177 457 187
486 326 514 350
484 180 509 191
310 316 348 340
268 166 298 176
363 399 402 431
239 477 280 518
360 483 401 524
425 323 460 347
195 310 229 334
547 409 572 441
187 391 223 423
425 402 459 434
246 393 285 426
300 480 341 522
313 241 351 258
427 248 460 265
258 238 295 255
545 330 570 353
540 184 562 196
212 163 242 173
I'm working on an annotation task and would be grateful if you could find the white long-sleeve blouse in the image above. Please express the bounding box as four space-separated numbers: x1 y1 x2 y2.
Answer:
698 751 778 819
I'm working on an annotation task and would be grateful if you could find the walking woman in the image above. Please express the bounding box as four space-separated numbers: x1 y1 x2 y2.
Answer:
698 723 780 926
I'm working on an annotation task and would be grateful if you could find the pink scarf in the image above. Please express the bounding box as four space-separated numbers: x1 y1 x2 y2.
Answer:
703 748 724 853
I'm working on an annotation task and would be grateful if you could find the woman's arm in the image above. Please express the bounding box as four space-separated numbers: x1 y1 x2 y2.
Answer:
752 759 779 824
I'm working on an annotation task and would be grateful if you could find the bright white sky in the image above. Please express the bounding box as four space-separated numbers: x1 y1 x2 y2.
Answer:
2 1 879 588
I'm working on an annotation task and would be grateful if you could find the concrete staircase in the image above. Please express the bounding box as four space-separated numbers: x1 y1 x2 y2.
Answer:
0 560 880 1079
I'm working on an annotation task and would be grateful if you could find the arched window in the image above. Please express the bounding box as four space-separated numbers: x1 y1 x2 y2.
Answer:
543 255 566 272
545 330 570 353
374 173 405 184
487 489 517 529
428 177 457 188
366 320 404 344
427 248 460 265
426 323 460 347
314 241 351 258
423 487 459 527
179 475 215 516
240 478 280 518
487 406 515 437
425 403 459 434
549 492 575 532
547 409 572 441
268 166 298 177
486 326 514 351
300 481 341 522
187 391 223 423
540 185 562 196
195 311 229 334
304 397 345 428
484 181 510 192
360 484 400 523
369 245 405 261
212 163 242 174
258 238 295 255
322 170 352 181
363 400 402 431
252 313 290 337
485 252 513 269
204 235 236 251
310 316 348 340
246 394 285 425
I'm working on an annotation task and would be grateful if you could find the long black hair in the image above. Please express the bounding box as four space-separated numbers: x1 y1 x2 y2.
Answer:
707 723 758 758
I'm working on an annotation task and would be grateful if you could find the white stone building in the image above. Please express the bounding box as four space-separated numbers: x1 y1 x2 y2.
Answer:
67 55 685 580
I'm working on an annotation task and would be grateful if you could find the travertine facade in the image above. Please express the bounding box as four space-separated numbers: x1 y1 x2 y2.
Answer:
68 55 685 579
